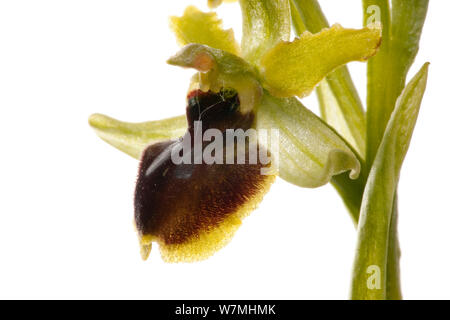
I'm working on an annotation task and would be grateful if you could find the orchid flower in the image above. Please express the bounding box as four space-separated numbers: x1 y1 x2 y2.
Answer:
89 0 383 263
89 0 431 301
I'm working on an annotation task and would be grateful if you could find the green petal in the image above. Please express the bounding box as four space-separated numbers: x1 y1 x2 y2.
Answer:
88 113 187 159
289 0 367 222
170 6 240 55
316 80 357 153
256 92 360 188
239 0 290 65
351 63 429 300
316 66 366 158
260 23 382 98
290 0 366 158
167 44 262 113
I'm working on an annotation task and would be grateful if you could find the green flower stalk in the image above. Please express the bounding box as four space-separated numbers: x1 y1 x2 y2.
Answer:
290 0 429 299
89 0 429 299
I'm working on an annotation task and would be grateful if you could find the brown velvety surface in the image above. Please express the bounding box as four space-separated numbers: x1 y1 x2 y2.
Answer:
134 89 272 246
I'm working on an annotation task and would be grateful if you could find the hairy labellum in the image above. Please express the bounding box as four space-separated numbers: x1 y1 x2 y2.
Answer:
134 89 275 262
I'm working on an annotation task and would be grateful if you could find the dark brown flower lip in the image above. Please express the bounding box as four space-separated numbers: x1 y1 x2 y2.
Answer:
186 88 254 132
134 89 275 262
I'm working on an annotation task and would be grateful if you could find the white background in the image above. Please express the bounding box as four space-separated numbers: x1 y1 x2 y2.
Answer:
0 0 448 299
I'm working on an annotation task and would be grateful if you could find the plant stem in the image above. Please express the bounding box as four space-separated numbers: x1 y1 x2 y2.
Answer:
359 0 428 300
350 63 429 299
331 173 364 226
291 0 428 300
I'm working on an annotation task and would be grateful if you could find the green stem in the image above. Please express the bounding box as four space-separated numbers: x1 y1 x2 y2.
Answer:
363 0 391 169
364 0 429 168
359 0 428 300
350 63 429 299
291 0 428 300
331 174 364 226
